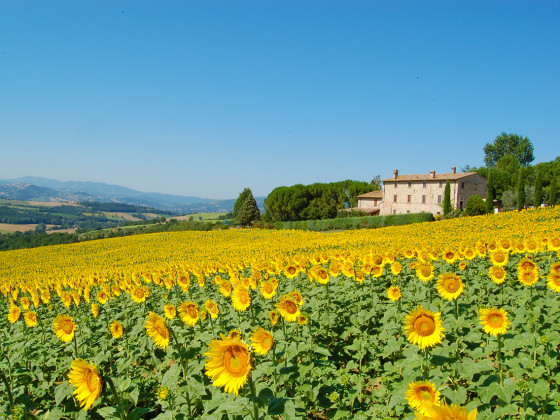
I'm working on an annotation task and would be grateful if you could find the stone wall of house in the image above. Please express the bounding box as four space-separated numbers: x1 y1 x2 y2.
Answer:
379 174 486 216
358 198 380 209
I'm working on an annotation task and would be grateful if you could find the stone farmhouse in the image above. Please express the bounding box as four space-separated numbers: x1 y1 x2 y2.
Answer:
353 167 487 217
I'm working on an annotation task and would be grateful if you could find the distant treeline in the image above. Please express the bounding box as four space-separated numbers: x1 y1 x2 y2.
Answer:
263 180 377 222
0 232 79 251
78 201 169 215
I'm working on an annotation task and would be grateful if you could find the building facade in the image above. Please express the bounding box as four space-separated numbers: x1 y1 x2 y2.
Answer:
379 167 487 216
355 190 383 215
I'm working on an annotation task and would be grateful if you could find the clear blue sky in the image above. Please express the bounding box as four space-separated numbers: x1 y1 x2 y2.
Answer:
1 1 558 199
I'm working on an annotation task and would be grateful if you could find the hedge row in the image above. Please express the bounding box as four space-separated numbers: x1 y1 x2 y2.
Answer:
275 212 435 231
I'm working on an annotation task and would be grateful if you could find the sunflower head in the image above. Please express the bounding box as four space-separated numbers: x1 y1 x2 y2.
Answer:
178 301 199 327
7 304 21 324
145 312 170 349
204 300 219 319
404 306 445 349
414 399 478 419
479 307 510 336
68 359 102 411
406 380 440 415
24 311 38 327
436 273 464 300
204 336 252 395
164 304 176 320
110 320 124 339
231 287 251 312
53 314 76 343
387 286 402 302
269 310 279 326
250 327 274 355
489 265 507 285
276 296 300 322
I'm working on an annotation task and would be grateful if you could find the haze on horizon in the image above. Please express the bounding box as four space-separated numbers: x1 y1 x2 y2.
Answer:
1 1 558 200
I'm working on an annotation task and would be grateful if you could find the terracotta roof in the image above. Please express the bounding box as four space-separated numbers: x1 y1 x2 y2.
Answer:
383 172 482 182
357 190 383 199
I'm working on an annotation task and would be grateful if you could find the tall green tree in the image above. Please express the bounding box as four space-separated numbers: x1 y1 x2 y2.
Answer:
237 189 261 226
550 173 558 206
442 180 452 216
233 188 252 221
534 171 543 208
517 169 525 211
484 132 534 167
485 170 494 214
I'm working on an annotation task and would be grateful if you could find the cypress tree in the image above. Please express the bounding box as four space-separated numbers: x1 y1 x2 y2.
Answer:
485 170 494 214
516 169 525 211
550 173 558 206
233 188 252 221
237 189 261 226
534 171 543 208
442 180 452 217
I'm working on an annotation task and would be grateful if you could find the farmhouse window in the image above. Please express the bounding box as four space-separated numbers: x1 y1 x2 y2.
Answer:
407 195 411 203
393 195 397 203
394 182 398 188
438 195 442 204
408 182 412 188
461 182 465 189
439 182 443 188
423 181 427 188
422 195 426 204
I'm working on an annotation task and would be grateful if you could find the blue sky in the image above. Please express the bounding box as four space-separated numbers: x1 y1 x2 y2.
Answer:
1 1 558 199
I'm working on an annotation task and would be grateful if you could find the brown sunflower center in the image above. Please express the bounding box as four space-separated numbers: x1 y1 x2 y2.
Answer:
62 320 74 334
85 369 99 391
260 335 273 349
284 301 298 315
155 321 168 339
420 267 431 277
187 306 197 318
224 345 249 376
493 268 505 279
488 313 504 327
417 386 434 401
444 279 459 293
135 290 144 298
494 253 505 263
287 267 296 275
414 315 436 336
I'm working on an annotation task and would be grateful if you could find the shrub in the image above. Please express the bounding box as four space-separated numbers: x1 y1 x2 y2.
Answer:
466 195 486 216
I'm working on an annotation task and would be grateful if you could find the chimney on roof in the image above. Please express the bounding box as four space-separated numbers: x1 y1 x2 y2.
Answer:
430 170 436 178
451 166 456 174
393 169 398 179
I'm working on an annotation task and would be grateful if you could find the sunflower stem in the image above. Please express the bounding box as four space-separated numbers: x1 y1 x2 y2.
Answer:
248 374 259 420
497 334 503 387
170 327 193 418
105 376 126 419
0 367 14 408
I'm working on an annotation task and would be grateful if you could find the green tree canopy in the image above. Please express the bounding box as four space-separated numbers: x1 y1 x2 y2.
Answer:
236 189 261 226
442 180 452 216
466 195 486 216
484 132 534 167
233 188 252 221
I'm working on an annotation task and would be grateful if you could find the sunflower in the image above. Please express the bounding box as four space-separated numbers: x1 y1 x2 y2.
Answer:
518 269 539 287
145 311 170 349
231 286 251 312
110 320 123 338
406 380 441 415
297 313 309 326
91 303 99 318
404 306 444 349
488 265 507 285
157 386 170 401
96 290 109 305
178 301 199 327
517 257 537 273
414 400 478 419
458 261 467 271
205 300 219 319
228 329 243 340
289 290 304 306
387 286 402 302
436 273 464 300
442 249 457 264
276 296 300 322
7 304 21 324
219 279 232 297
479 307 510 336
416 262 435 282
177 275 191 292
68 359 102 411
391 261 402 276
489 250 509 266
547 272 560 293
204 335 252 395
131 286 149 304
551 262 560 276
250 327 274 355
53 314 76 343
164 304 176 320
20 296 31 310
60 292 72 308
260 281 277 299
24 310 38 327
269 310 279 326
315 267 331 285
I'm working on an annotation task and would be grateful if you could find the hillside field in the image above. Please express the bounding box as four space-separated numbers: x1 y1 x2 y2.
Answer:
0 207 559 418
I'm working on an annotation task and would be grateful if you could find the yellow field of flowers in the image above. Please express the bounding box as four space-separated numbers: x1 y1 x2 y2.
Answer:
1 206 559 419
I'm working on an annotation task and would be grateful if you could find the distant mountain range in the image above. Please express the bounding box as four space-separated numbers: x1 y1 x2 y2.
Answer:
0 177 264 214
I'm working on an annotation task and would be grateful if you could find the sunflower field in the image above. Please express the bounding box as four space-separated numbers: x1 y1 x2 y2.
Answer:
1 206 560 419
